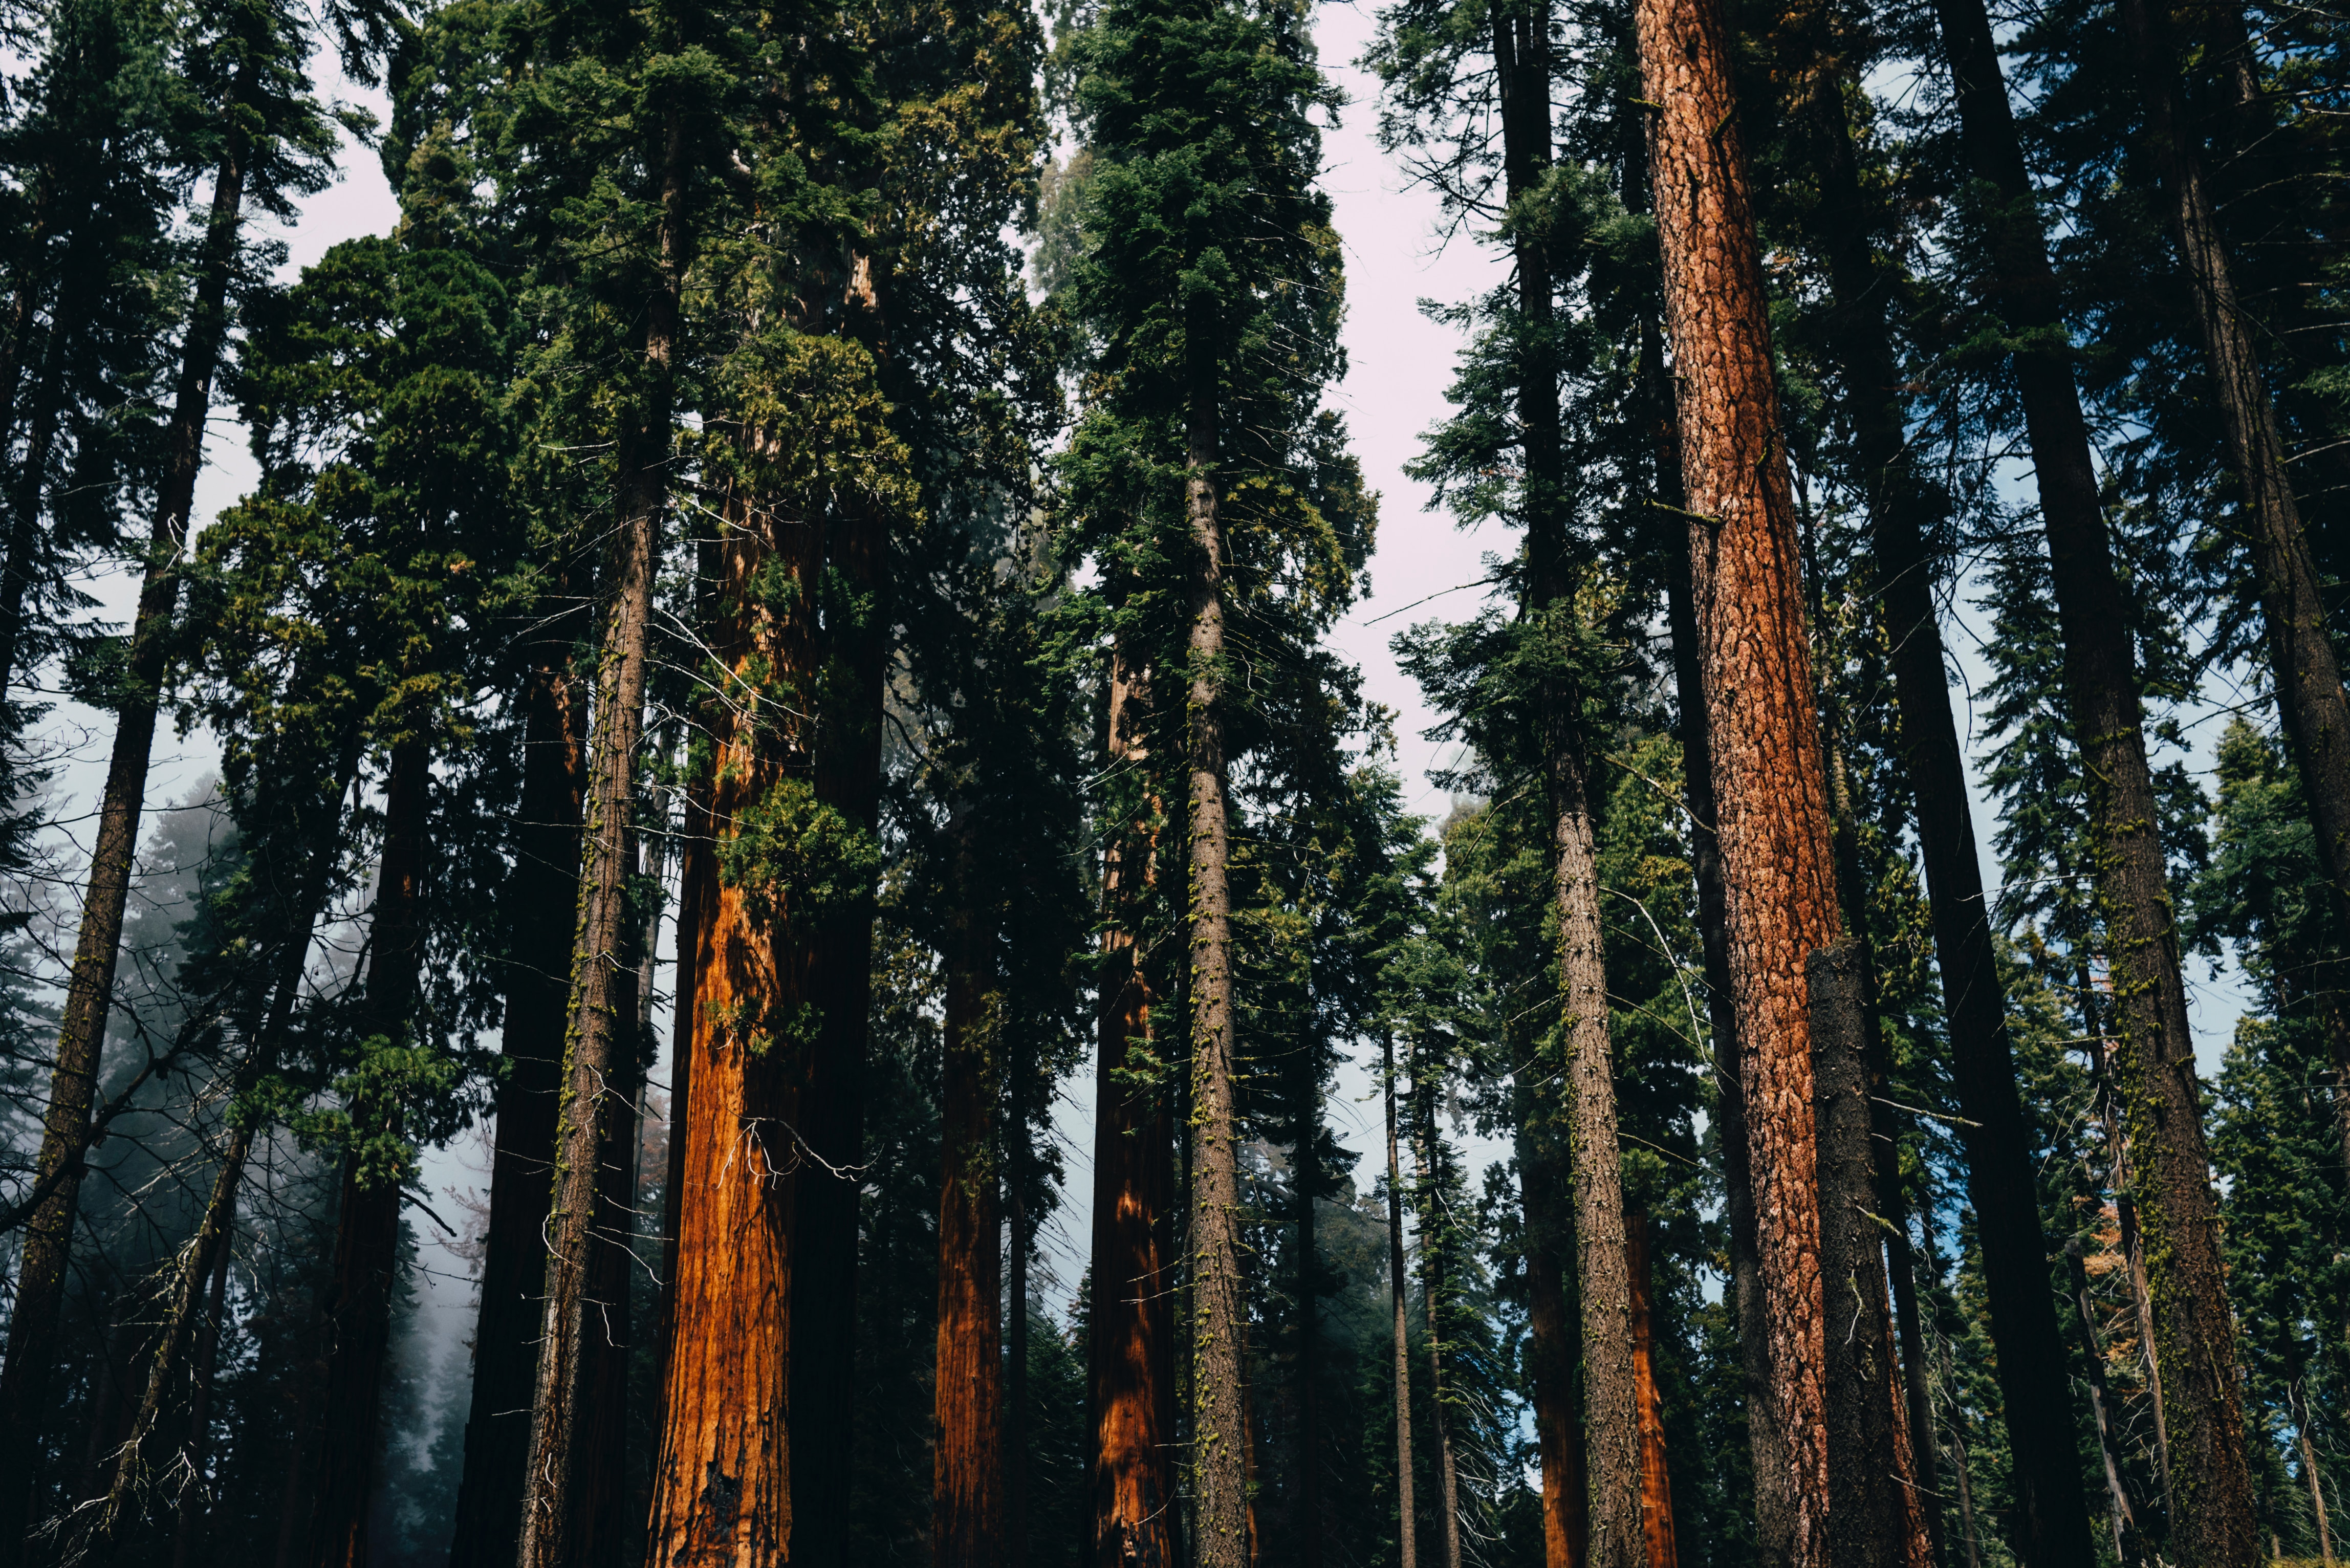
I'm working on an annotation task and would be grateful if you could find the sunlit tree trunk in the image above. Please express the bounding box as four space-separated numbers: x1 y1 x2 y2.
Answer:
1625 1217 1676 1568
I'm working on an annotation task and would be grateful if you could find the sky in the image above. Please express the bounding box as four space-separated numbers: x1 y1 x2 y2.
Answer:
30 0 2256 1361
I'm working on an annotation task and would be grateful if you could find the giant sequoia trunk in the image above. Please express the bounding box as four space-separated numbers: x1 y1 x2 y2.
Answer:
516 298 666 1567
1633 0 1843 1557
933 850 1005 1568
1929 1 2259 1554
307 737 433 1568
0 122 247 1565
1087 652 1176 1568
447 659 585 1566
1786 16 2100 1563
1184 310 1250 1568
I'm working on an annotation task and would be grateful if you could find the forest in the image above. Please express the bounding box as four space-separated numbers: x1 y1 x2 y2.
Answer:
0 0 2341 1552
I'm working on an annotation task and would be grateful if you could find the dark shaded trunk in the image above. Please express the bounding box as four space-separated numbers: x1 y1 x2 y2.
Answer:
1625 1217 1676 1568
1809 944 1930 1568
0 335 63 704
1411 1071 1463 1568
0 122 246 1566
1928 0 2258 1553
1788 19 2097 1559
934 846 1005 1568
2064 1238 2145 1565
447 659 586 1566
170 1231 233 1568
1294 1046 1322 1568
1007 1106 1032 1568
1385 1032 1419 1568
307 736 432 1568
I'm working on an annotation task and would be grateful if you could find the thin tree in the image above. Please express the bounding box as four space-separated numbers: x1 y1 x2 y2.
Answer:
1928 0 2260 1550
1384 1029 1418 1568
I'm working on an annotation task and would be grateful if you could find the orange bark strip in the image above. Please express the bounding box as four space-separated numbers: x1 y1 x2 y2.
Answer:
1626 1217 1677 1568
933 896 1004 1568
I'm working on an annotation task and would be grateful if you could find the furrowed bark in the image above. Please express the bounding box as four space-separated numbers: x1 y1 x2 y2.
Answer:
0 120 247 1565
2063 1239 2144 1565
448 659 586 1566
1788 15 2097 1557
1184 296 1248 1568
1809 944 1930 1568
934 840 1005 1568
516 333 664 1568
1633 0 1841 1554
1552 744 1642 1568
1625 1216 1677 1568
1928 0 2258 1554
1385 1032 1418 1568
1087 651 1174 1568
307 736 432 1568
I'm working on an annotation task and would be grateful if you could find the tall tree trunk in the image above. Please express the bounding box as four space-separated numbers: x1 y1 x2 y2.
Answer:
448 659 586 1566
2090 1020 2175 1525
1625 1217 1677 1568
1007 1096 1032 1568
1787 18 2098 1558
934 843 1005 1568
308 736 432 1568
1385 1032 1419 1568
1551 744 1642 1567
1184 297 1248 1568
1928 1 2258 1555
2287 1357 2333 1564
1087 651 1175 1568
516 295 666 1568
2063 1239 2145 1565
1660 442 1785 1568
1809 944 1931 1568
1519 1113 1586 1568
1294 1040 1322 1568
2120 0 2350 936
1633 0 1842 1555
0 335 63 705
169 1224 233 1568
1414 1102 1462 1568
0 122 246 1566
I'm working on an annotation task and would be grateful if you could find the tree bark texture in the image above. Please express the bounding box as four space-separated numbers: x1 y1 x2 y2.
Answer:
448 660 586 1566
1929 1 2258 1556
1184 326 1248 1568
933 864 1004 1568
307 737 432 1568
2120 0 2350 941
1661 431 1789 1568
1633 0 1841 1553
1088 653 1176 1568
1786 15 2098 1558
1552 746 1642 1568
0 126 246 1566
1808 944 1930 1568
517 372 664 1568
1385 1033 1419 1568
1625 1217 1678 1568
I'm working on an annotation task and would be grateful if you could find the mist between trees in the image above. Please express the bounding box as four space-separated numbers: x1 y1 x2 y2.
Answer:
0 0 2342 1559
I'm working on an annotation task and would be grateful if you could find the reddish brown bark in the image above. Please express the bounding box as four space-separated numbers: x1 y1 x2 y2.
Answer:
447 660 586 1566
1633 0 1841 1556
933 863 1004 1568
1088 655 1176 1568
1625 1218 1677 1568
0 122 246 1565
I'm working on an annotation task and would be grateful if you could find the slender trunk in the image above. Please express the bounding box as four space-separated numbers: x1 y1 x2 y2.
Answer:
1185 292 1248 1568
1624 1216 1677 1568
169 1228 233 1568
1415 1106 1462 1568
934 841 1005 1568
1809 944 1930 1568
2121 0 2350 941
0 336 63 704
1520 1114 1586 1568
273 1314 325 1568
448 661 586 1566
1788 25 2096 1561
0 125 246 1564
1936 1331 1982 1568
1294 1048 1321 1568
2063 1239 2144 1565
2288 1366 2333 1564
1661 453 1785 1568
1929 0 2257 1553
2091 1029 2175 1526
573 977 644 1568
1385 1033 1418 1568
516 321 665 1568
1634 0 1842 1551
1008 1108 1032 1568
308 736 432 1568
1086 652 1174 1568
1552 744 1642 1567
